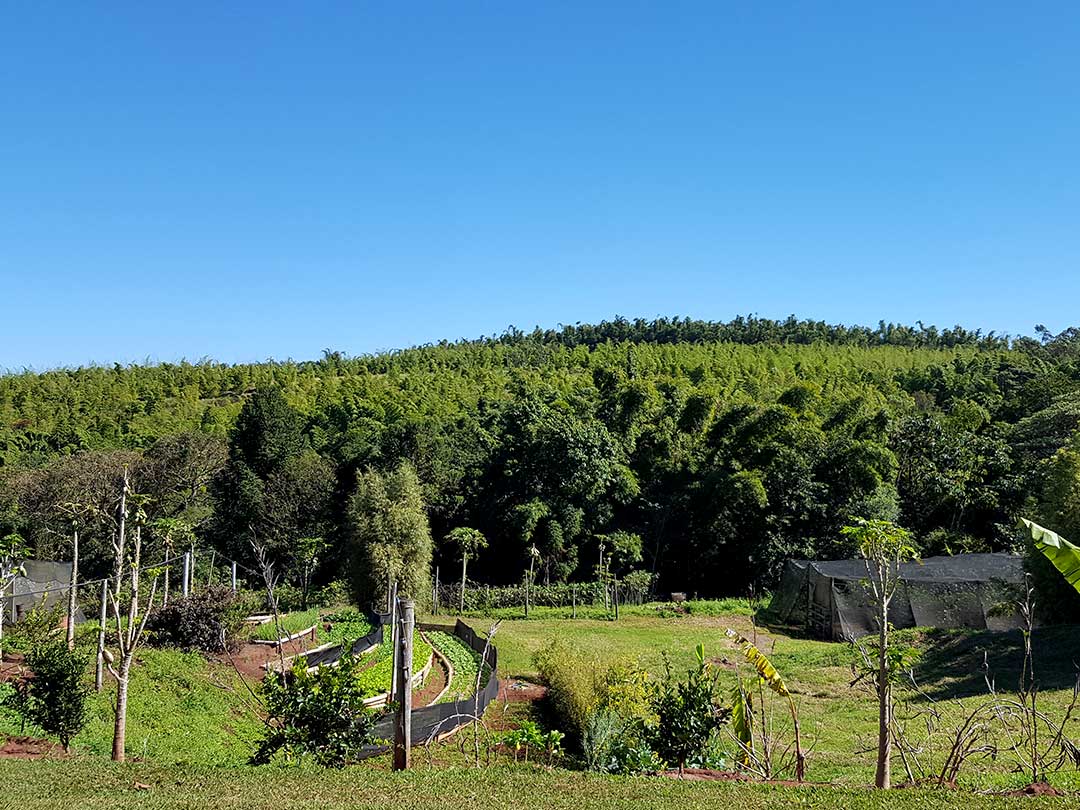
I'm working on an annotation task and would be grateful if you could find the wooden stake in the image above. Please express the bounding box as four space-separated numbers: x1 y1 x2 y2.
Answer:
393 598 415 771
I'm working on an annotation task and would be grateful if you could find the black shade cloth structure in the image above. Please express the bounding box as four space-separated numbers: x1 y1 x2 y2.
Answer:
4 560 84 625
769 553 1026 640
361 619 500 758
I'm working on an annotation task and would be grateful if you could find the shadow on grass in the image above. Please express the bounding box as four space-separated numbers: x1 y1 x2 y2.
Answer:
910 625 1080 699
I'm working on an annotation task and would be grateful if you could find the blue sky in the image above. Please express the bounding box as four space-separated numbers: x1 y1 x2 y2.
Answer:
2 2 1078 369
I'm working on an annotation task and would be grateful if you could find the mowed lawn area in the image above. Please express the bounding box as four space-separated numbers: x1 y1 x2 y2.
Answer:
3 605 1080 807
0 758 1069 810
461 605 1080 791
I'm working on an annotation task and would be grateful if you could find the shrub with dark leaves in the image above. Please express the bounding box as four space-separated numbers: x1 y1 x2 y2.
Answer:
146 585 247 654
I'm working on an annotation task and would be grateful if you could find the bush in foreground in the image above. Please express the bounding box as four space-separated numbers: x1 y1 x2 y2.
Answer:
253 652 379 767
3 640 91 752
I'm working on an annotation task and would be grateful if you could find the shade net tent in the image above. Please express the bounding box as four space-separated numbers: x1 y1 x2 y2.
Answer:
4 560 77 625
768 553 1025 640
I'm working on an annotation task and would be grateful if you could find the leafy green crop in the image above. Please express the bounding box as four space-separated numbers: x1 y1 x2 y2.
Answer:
251 609 320 642
353 636 433 696
426 630 490 702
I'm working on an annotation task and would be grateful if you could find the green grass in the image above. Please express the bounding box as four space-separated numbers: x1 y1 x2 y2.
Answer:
460 611 1080 791
0 648 261 766
251 609 321 642
6 606 1080 802
0 759 1067 810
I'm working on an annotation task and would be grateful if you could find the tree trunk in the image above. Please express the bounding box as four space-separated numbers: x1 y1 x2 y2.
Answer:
459 555 467 615
67 528 79 649
112 656 132 762
875 599 891 789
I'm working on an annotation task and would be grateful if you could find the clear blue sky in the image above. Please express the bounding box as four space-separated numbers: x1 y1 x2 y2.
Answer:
2 3 1078 369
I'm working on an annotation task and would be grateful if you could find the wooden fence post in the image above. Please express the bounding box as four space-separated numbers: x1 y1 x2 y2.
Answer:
95 580 107 691
572 584 577 619
614 577 620 621
389 581 400 698
394 598 415 771
231 561 238 593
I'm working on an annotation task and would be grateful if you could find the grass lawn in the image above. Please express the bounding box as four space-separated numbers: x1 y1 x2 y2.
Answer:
448 605 1080 792
0 759 1068 810
0 648 262 766
5 603 1080 805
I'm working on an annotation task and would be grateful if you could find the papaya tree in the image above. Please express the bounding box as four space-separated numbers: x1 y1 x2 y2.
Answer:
445 527 486 614
841 517 917 790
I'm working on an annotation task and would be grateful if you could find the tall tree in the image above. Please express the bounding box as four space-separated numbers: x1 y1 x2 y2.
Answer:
347 462 432 610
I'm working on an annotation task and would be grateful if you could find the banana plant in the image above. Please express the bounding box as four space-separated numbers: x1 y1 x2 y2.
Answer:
726 629 805 781
1021 518 1080 593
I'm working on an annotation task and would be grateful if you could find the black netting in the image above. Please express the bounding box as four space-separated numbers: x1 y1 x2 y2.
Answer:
768 553 1026 640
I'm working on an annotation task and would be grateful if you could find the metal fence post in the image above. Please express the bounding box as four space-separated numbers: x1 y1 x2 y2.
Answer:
231 561 238 593
182 550 191 597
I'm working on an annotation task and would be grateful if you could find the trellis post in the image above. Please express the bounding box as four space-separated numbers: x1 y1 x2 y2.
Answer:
182 550 191 597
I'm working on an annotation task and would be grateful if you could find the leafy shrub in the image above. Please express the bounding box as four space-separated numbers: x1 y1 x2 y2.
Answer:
314 580 351 608
147 586 248 653
503 720 564 764
271 583 305 613
582 708 663 774
647 645 726 770
4 640 91 751
533 640 605 741
252 652 379 767
4 600 64 655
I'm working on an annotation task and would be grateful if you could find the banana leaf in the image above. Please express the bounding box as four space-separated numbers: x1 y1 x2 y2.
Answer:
726 629 789 697
1021 518 1080 594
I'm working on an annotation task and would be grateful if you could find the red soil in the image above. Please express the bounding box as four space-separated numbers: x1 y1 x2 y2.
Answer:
498 679 548 703
0 736 62 760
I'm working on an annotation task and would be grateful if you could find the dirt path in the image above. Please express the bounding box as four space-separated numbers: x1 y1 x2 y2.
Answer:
413 653 449 707
219 638 316 681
